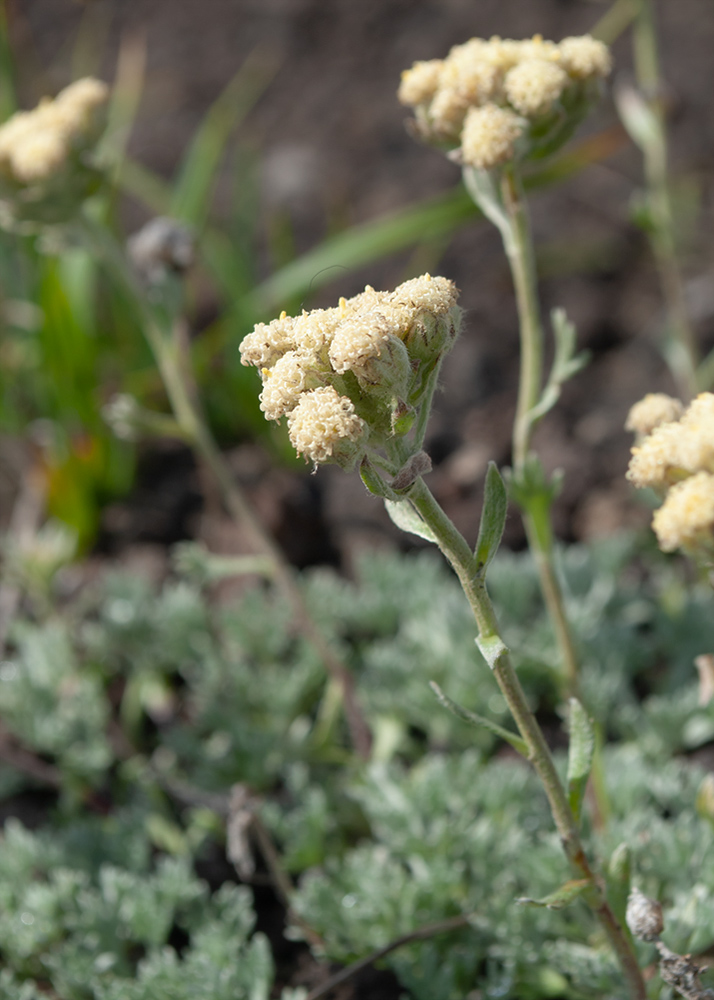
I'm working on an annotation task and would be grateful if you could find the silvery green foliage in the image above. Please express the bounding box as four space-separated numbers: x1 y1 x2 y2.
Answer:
0 622 111 786
0 813 290 1000
1 536 713 997
286 746 714 1000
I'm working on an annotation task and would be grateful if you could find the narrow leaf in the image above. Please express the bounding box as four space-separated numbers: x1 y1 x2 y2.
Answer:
384 499 437 543
474 462 508 574
567 698 596 824
430 683 528 757
171 48 277 228
517 878 592 910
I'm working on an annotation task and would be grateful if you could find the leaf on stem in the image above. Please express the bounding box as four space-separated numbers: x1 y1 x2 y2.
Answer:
517 878 592 910
527 308 589 427
429 682 528 757
384 499 437 543
567 697 596 825
474 461 508 575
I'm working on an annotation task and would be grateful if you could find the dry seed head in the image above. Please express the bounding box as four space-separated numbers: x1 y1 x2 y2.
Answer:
398 59 444 107
558 35 612 79
652 471 714 553
287 386 365 465
461 104 524 169
504 58 568 116
625 393 684 437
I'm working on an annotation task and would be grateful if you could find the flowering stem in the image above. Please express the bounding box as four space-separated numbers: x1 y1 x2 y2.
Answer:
632 0 699 398
496 166 581 698
77 213 373 759
408 477 646 1000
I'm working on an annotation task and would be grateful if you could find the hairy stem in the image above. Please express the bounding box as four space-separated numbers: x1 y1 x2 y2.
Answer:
498 168 581 697
408 477 647 1000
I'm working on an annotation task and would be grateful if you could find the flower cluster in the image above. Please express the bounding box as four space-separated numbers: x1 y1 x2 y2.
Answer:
627 392 714 556
0 77 108 226
399 34 611 169
240 275 460 468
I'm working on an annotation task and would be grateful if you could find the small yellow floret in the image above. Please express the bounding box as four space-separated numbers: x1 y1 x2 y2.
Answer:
287 386 365 464
504 58 568 116
625 393 684 437
558 35 612 79
652 472 714 553
460 103 524 169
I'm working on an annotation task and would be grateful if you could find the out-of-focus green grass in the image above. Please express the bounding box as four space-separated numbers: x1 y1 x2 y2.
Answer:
0 6 629 547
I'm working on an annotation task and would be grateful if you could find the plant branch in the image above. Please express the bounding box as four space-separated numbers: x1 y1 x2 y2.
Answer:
305 912 473 1000
407 477 647 1000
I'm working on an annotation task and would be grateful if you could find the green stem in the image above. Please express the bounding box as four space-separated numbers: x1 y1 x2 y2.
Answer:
499 168 544 472
633 0 699 398
78 213 373 759
497 169 581 697
408 478 646 1000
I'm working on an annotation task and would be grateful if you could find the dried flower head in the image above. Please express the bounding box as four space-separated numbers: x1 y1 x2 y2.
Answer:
240 274 461 469
399 33 612 168
625 393 684 438
652 472 714 554
287 386 366 465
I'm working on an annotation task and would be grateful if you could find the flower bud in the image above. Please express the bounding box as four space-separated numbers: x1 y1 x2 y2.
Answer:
626 887 664 942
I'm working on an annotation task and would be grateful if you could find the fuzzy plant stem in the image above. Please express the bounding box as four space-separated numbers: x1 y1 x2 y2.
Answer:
408 476 647 1000
497 167 581 698
77 213 372 759
632 0 699 398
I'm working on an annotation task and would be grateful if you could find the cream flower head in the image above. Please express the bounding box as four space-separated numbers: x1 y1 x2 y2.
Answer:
461 104 524 169
504 59 568 117
240 274 461 469
625 393 684 438
627 392 714 560
399 33 612 168
287 387 366 464
0 77 108 185
652 472 714 554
